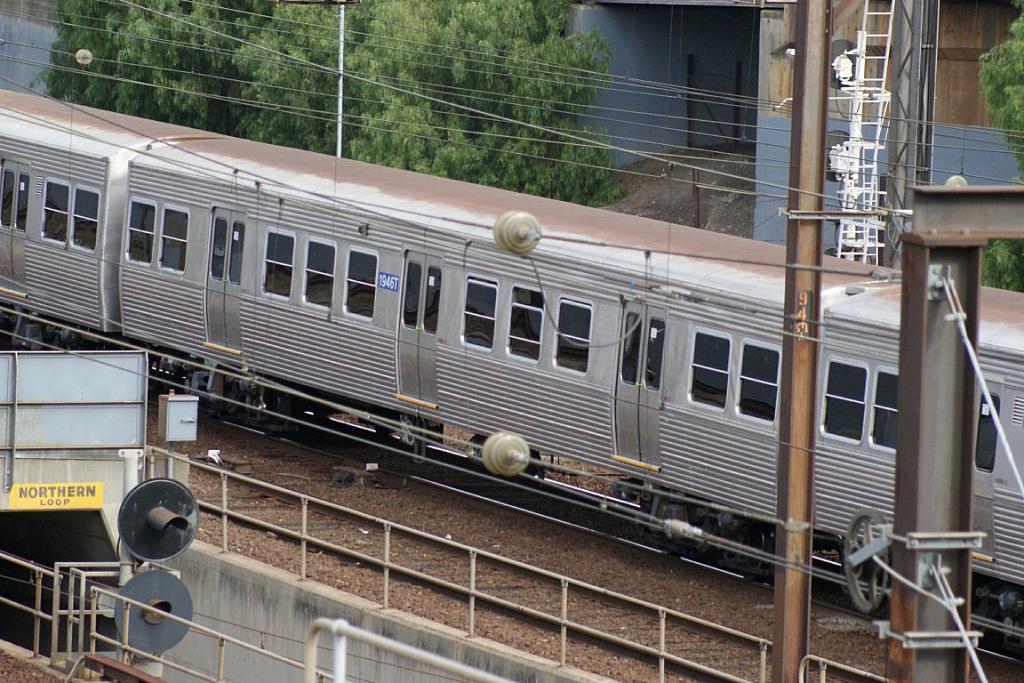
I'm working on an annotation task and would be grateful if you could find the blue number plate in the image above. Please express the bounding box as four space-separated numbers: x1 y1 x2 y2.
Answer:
377 272 400 292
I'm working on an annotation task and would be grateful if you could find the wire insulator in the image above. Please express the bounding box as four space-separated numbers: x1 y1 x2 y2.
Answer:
493 211 542 255
480 431 530 477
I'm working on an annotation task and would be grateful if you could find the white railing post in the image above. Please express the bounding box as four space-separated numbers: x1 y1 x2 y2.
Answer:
220 472 229 553
469 550 477 638
300 497 309 580
559 578 568 666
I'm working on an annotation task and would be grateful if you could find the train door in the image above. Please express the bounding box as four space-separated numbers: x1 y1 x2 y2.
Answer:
613 302 667 468
0 162 29 293
973 392 1001 558
396 251 443 407
205 208 246 353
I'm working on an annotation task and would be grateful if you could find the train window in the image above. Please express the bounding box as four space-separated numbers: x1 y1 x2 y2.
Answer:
976 396 1000 473
16 174 28 231
210 218 227 279
1 170 13 228
645 319 666 390
620 313 641 385
555 299 592 373
71 188 99 251
42 180 69 243
691 332 731 408
228 222 245 286
823 361 867 441
739 344 779 421
263 231 294 298
346 249 377 318
424 266 442 334
403 261 421 328
871 371 898 450
127 200 156 263
464 277 497 349
305 241 335 308
508 287 543 360
159 208 188 271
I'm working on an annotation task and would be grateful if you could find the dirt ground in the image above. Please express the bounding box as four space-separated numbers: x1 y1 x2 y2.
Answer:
604 145 757 237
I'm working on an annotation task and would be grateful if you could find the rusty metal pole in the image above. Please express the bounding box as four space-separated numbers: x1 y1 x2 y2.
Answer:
888 186 1024 682
773 1 831 682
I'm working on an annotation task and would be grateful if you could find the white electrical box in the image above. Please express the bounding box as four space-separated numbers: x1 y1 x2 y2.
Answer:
158 394 199 442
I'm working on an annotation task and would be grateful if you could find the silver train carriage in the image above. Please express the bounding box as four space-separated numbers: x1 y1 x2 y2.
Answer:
2 90 1024 646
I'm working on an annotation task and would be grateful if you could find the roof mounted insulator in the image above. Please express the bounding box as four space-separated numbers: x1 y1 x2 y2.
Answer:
493 211 542 255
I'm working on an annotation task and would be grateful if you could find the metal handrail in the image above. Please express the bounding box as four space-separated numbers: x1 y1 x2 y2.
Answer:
305 618 513 683
153 446 882 683
88 584 309 683
799 654 888 683
0 550 54 658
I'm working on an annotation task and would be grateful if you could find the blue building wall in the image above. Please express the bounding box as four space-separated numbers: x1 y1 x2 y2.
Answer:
0 1 56 94
568 3 760 166
752 114 1021 249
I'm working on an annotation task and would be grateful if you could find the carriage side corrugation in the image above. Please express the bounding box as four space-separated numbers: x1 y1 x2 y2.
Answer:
813 446 895 536
120 268 207 355
237 299 398 407
993 488 1024 585
658 409 777 517
24 244 102 327
436 347 615 462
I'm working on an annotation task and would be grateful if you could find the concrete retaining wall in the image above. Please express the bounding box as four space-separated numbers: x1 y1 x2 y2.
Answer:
163 543 613 683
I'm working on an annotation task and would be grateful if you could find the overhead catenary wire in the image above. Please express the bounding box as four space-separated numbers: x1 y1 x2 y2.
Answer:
29 0 1024 152
12 0 1024 156
11 5 1020 190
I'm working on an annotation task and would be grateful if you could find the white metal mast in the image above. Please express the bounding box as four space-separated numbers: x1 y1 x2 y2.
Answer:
829 1 895 264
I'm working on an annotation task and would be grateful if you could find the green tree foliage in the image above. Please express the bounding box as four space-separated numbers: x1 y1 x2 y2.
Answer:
46 0 270 135
979 1 1024 291
46 0 622 207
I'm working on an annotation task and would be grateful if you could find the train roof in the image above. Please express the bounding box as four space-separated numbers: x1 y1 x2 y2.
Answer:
0 90 887 304
828 284 1024 354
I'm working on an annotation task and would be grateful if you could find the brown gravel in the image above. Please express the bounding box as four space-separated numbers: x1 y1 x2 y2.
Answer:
0 649 64 682
155 417 1024 683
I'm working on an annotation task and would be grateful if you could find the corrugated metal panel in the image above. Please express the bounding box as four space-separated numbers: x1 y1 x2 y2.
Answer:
0 136 107 181
437 348 614 462
813 444 895 536
238 299 396 406
993 487 1024 584
24 243 101 327
121 269 207 354
658 408 776 516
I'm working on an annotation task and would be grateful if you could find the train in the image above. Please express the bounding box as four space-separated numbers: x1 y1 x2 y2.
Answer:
2 90 1024 651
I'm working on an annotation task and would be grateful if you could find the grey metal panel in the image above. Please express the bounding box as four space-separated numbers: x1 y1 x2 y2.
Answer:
120 267 208 355
24 242 102 327
658 407 777 516
0 136 107 181
992 488 1024 584
0 351 145 450
15 405 142 448
16 352 144 401
436 347 614 462
812 445 895 536
238 299 397 407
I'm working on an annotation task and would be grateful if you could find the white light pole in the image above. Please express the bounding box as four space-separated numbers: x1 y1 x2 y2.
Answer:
278 1 354 157
336 2 345 158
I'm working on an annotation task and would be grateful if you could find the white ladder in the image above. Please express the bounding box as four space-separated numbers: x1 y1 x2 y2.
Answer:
831 0 894 264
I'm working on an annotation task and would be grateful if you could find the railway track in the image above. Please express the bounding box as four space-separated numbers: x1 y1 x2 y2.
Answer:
180 415 1024 682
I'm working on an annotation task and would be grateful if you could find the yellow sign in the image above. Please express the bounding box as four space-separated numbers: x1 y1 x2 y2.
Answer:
9 482 104 511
